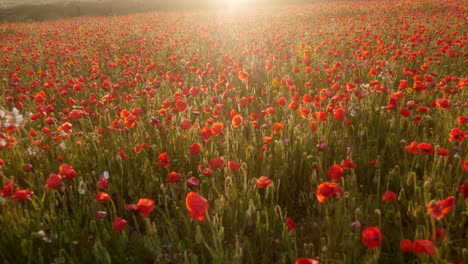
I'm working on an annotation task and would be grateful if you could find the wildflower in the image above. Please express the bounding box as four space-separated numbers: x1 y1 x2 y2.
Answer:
0 182 15 196
362 226 383 249
46 173 63 189
417 143 434 155
186 177 200 188
382 190 398 202
113 217 127 231
137 198 155 217
59 164 76 180
400 239 413 252
189 143 202 155
96 191 111 202
228 161 242 171
13 189 34 202
286 217 297 231
327 164 343 181
295 258 320 264
412 240 436 256
316 182 344 203
427 196 455 220
97 176 108 190
459 184 468 199
209 157 225 170
449 128 464 145
186 191 209 221
405 141 419 154
168 172 183 184
257 176 272 188
158 152 170 168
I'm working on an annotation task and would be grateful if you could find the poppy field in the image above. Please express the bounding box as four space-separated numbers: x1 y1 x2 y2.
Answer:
0 0 467 263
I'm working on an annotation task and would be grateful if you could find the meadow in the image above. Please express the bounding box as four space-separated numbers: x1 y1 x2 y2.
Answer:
0 0 467 263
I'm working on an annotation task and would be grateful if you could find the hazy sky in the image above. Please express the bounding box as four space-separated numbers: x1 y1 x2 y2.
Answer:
0 0 105 8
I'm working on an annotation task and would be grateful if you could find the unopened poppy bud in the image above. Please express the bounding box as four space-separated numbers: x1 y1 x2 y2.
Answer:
407 172 416 186
355 207 361 216
453 154 461 160
400 139 407 145
424 179 432 189
36 230 46 238
375 209 381 215
359 129 367 137
91 170 96 176
321 246 328 253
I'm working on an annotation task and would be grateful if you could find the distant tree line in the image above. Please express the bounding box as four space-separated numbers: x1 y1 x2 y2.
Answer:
0 0 327 23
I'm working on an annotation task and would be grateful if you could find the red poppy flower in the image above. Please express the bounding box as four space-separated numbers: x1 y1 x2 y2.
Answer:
457 116 468 125
417 143 434 155
168 171 183 184
113 217 127 231
437 149 449 158
186 191 209 221
257 176 272 188
0 182 15 197
46 173 63 189
462 160 468 171
59 163 76 180
203 168 213 178
273 123 283 134
211 122 224 136
13 189 34 202
316 140 326 152
441 196 455 214
382 190 398 202
199 126 213 142
209 157 225 170
189 143 202 155
341 160 356 169
449 128 464 145
327 164 343 181
232 114 243 128
137 198 155 217
412 240 435 256
316 182 344 203
158 152 170 168
96 191 111 202
362 226 383 249
96 211 107 219
97 176 109 190
427 196 455 220
434 228 446 242
405 141 419 154
186 177 200 188
238 71 249 81
286 217 297 231
399 108 411 117
459 184 468 199
180 119 192 130
295 258 319 264
228 161 242 171
334 107 345 120
400 239 413 252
